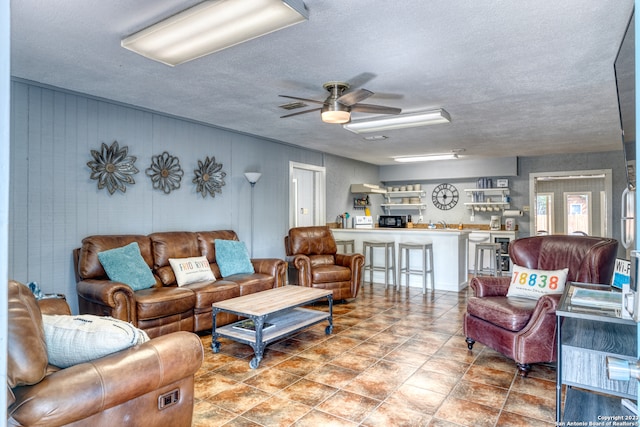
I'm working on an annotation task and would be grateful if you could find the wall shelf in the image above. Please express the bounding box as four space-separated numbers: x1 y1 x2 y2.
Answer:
382 191 426 215
464 187 510 211
463 188 510 194
381 203 427 208
464 202 510 211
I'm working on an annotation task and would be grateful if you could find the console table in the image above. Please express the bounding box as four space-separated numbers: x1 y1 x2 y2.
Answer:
556 282 638 423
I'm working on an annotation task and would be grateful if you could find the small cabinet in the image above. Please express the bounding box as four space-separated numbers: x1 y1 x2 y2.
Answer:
463 188 510 212
556 283 638 423
381 190 426 215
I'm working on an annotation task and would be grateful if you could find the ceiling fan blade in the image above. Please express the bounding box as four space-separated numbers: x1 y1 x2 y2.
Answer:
337 88 373 106
351 104 402 115
278 95 326 105
280 108 322 118
346 72 377 89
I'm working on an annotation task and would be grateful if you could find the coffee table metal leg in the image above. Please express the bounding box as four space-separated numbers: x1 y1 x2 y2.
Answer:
211 308 221 353
325 295 334 335
248 315 269 369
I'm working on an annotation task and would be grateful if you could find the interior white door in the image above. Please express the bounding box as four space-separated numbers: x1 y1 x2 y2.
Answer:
289 162 326 229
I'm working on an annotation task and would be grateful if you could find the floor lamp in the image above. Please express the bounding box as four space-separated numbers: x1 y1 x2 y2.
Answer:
244 172 262 257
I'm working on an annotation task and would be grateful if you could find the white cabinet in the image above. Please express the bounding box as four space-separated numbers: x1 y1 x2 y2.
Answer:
463 188 510 212
381 190 426 215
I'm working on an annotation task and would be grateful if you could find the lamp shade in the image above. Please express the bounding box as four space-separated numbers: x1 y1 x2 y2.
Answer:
321 99 351 124
244 172 262 184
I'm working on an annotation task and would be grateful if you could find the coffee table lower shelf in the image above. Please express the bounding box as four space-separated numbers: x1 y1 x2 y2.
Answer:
212 307 332 369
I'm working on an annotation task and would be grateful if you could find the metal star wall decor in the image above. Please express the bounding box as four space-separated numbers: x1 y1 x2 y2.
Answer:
146 151 184 194
87 141 139 195
193 156 226 198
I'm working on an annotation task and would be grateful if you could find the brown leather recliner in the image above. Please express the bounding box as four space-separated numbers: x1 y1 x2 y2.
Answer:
7 280 203 427
285 226 364 300
464 235 618 376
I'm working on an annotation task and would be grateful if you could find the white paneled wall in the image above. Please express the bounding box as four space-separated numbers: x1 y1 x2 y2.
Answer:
10 80 378 313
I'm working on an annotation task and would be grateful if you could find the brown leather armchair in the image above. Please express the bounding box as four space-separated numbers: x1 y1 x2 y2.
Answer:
464 235 618 376
285 226 364 300
7 280 203 427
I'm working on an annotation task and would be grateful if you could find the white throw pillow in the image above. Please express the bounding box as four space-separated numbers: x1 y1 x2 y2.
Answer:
506 265 569 300
42 314 150 368
169 256 215 286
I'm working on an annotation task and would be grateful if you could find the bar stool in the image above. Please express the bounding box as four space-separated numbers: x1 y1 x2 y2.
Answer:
362 240 396 288
474 243 502 277
397 242 434 294
334 239 355 253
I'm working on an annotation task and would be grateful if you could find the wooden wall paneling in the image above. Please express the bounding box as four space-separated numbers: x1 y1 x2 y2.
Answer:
9 82 29 281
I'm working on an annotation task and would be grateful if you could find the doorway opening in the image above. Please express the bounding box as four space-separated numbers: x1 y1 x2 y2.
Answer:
529 169 612 238
289 162 326 229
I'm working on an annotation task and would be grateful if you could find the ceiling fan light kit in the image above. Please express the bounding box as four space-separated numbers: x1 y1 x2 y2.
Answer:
280 81 401 122
121 0 309 66
321 109 351 124
321 98 351 123
343 109 451 134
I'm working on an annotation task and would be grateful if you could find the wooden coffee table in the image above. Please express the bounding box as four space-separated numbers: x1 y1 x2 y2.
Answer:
211 285 333 369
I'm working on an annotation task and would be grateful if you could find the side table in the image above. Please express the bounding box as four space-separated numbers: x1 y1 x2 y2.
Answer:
556 282 638 423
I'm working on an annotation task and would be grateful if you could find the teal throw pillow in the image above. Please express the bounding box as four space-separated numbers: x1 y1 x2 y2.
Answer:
97 242 156 291
214 239 255 277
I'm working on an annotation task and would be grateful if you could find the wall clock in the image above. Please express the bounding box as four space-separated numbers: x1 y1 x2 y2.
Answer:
432 183 459 210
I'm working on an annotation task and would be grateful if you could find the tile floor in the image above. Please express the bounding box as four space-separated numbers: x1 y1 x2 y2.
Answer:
192 283 557 426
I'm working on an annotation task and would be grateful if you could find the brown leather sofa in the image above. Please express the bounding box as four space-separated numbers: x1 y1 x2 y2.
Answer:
464 235 618 376
285 226 365 300
7 280 203 427
75 230 287 338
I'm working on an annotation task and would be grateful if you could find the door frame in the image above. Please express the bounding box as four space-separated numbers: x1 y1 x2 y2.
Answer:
289 161 326 229
529 169 612 237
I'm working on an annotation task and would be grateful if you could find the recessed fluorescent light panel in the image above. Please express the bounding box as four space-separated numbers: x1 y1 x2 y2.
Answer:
121 0 309 66
343 109 451 134
393 153 458 163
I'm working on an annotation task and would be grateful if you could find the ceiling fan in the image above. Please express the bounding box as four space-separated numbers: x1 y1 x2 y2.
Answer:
279 81 401 124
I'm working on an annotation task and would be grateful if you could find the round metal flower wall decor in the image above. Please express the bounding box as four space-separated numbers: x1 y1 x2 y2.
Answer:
193 156 226 198
146 151 184 194
87 141 139 195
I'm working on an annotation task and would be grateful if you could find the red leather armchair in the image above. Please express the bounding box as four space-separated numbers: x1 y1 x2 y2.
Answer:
285 226 364 300
464 235 618 376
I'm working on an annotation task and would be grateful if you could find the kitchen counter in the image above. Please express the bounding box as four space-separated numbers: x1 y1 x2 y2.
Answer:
332 228 469 292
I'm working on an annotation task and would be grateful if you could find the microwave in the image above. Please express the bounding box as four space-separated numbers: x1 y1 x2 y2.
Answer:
379 215 407 228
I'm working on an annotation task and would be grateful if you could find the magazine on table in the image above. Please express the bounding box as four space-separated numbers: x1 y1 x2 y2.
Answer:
232 319 276 332
570 288 622 310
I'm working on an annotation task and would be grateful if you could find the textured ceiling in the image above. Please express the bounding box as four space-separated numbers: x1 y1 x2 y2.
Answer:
10 0 635 165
